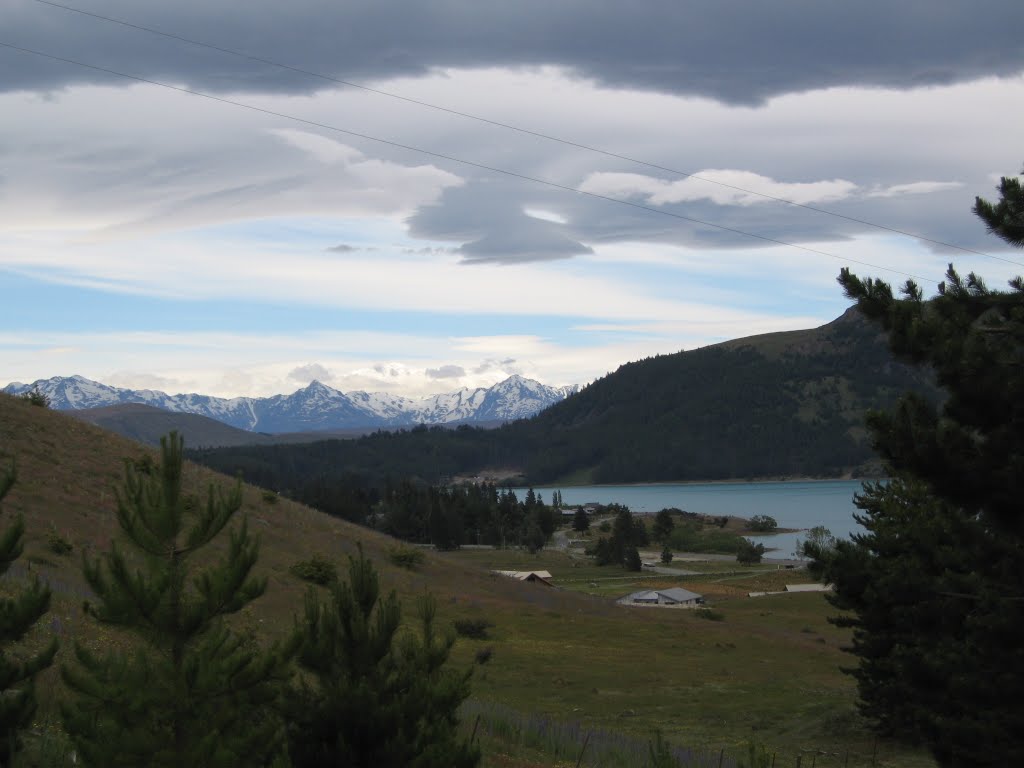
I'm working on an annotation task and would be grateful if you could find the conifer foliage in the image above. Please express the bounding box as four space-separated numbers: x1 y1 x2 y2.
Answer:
286 545 479 768
61 432 292 767
0 462 56 764
817 170 1024 767
973 166 1024 247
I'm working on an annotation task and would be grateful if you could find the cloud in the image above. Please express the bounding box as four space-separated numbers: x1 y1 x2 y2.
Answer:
458 227 593 264
578 170 859 207
474 358 520 375
271 129 363 165
409 181 593 264
0 94 463 241
867 181 965 198
524 208 568 224
326 243 376 253
217 368 256 395
105 371 181 392
373 364 396 377
425 364 466 379
288 362 332 383
4 2 1022 104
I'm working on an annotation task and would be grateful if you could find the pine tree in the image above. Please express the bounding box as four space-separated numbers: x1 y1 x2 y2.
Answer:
571 507 590 533
61 433 293 767
0 462 56 765
973 166 1024 247
815 171 1024 766
652 509 675 543
286 545 479 768
624 546 642 572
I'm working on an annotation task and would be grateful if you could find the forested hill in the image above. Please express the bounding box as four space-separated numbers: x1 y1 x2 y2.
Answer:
191 307 940 493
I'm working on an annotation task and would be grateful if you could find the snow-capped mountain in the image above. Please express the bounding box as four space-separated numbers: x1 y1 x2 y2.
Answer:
3 375 579 433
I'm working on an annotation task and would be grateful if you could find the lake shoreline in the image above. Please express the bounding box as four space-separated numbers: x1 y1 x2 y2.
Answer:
514 480 865 555
530 475 872 490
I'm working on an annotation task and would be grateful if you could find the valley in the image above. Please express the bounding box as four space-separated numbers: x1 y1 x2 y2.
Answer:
0 392 935 766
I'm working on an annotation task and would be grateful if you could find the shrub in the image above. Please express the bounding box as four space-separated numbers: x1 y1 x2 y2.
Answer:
748 514 778 533
696 608 725 622
388 544 425 570
737 740 773 768
453 618 493 640
474 647 494 665
130 454 156 475
289 554 337 585
47 529 73 556
660 546 673 564
260 490 278 505
736 538 767 565
22 388 50 408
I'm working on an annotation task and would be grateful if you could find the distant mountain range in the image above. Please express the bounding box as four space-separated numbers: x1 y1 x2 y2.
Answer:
191 307 944 490
2 375 579 434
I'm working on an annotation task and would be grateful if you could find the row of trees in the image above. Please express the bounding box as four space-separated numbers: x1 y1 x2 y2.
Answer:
0 434 479 767
374 482 557 552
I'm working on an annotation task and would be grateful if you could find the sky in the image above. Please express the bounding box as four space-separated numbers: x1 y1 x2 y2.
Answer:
2 0 1023 399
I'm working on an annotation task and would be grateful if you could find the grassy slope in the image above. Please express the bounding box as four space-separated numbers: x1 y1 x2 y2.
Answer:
0 394 932 767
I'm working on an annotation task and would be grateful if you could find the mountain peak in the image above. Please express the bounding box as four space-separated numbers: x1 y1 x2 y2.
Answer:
3 374 576 433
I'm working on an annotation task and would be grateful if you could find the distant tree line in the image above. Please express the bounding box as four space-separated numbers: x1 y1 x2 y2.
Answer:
374 481 557 552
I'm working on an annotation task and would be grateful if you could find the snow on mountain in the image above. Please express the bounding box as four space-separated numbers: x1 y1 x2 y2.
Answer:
474 374 574 421
3 374 576 433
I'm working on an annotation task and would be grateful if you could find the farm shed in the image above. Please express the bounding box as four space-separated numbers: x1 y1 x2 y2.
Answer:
785 583 832 593
618 587 703 608
494 570 554 587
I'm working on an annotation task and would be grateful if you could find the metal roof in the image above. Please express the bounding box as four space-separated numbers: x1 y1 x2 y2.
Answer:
655 587 703 602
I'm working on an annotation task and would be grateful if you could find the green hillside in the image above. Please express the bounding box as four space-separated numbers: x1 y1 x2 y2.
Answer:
517 305 937 483
0 393 936 766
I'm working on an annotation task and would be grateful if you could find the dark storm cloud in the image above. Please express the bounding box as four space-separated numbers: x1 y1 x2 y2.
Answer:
4 1 1022 104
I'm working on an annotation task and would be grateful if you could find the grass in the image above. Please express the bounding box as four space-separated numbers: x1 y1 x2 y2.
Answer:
0 394 935 767
438 545 933 767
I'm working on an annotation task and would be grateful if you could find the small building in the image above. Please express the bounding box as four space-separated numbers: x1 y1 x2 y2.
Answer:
785 583 832 593
617 587 704 608
493 570 554 587
749 583 832 598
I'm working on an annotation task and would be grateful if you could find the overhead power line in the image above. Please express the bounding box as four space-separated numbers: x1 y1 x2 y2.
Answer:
0 40 960 283
29 0 1022 270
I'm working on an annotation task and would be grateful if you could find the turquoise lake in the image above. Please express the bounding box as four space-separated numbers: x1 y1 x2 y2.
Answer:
513 480 867 558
